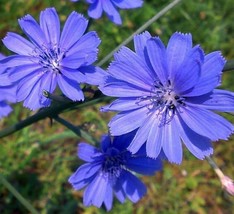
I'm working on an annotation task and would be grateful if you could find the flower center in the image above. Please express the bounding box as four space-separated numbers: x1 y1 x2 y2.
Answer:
36 45 65 74
138 81 185 125
102 148 128 178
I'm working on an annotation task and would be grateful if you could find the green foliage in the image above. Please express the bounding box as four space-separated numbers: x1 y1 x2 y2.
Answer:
0 0 234 213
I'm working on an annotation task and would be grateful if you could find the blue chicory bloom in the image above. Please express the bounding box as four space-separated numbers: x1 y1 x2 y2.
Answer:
1 7 106 110
68 132 162 211
100 31 234 164
71 0 143 25
0 54 16 119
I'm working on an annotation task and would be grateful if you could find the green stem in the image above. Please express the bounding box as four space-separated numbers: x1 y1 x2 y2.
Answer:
223 60 234 72
97 0 182 66
0 174 40 214
206 156 224 179
53 116 97 144
0 93 111 139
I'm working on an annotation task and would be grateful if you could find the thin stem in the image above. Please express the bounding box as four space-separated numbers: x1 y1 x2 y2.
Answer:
206 156 224 179
223 60 234 72
43 90 72 103
0 174 40 214
53 116 97 144
97 0 182 67
0 93 111 139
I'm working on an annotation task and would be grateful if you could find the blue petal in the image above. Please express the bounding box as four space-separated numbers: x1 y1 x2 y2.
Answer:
3 32 35 55
61 52 87 69
184 51 226 96
18 14 48 49
175 116 213 159
57 75 84 101
64 52 98 69
68 163 101 190
134 31 151 60
60 12 88 50
40 8 60 45
23 77 44 110
146 115 163 159
0 101 12 119
166 32 192 77
146 37 168 85
121 170 146 203
78 143 102 162
79 66 107 85
172 45 204 94
112 46 155 86
101 98 148 112
186 89 234 112
66 31 100 61
113 130 137 151
60 67 87 83
100 78 152 97
162 118 182 164
100 134 112 153
1 55 37 68
83 172 109 208
126 156 162 175
0 84 16 102
88 0 103 19
102 0 122 25
180 106 234 141
16 72 43 103
9 64 41 82
109 107 148 136
39 72 57 106
128 112 155 154
103 182 113 211
114 182 126 203
108 62 152 91
0 73 13 86
112 0 143 8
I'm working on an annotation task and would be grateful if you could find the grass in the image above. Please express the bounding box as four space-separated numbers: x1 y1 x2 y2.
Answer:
0 0 234 213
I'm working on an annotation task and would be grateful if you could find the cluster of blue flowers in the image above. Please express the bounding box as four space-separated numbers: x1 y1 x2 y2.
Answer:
0 1 233 211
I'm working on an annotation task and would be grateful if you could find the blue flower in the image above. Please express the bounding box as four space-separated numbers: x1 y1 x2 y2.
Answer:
100 32 234 164
1 8 106 110
71 0 143 25
68 132 162 211
0 54 16 119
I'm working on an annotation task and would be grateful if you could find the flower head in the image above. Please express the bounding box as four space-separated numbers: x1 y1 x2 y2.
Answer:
68 132 161 211
100 31 234 164
71 0 143 25
1 7 106 110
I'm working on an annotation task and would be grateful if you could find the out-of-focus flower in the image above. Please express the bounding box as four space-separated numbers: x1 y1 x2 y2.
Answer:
69 132 162 211
100 31 234 164
1 7 106 110
220 175 234 196
0 54 16 119
71 0 143 25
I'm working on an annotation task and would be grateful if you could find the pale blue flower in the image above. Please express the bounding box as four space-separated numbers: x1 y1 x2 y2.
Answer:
1 8 106 110
100 32 234 164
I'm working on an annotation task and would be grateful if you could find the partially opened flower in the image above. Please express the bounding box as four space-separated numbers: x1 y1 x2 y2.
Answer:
68 132 162 211
71 0 143 25
100 31 234 164
1 7 106 110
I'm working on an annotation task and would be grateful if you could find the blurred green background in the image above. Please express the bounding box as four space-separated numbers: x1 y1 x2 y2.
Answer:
0 0 234 213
